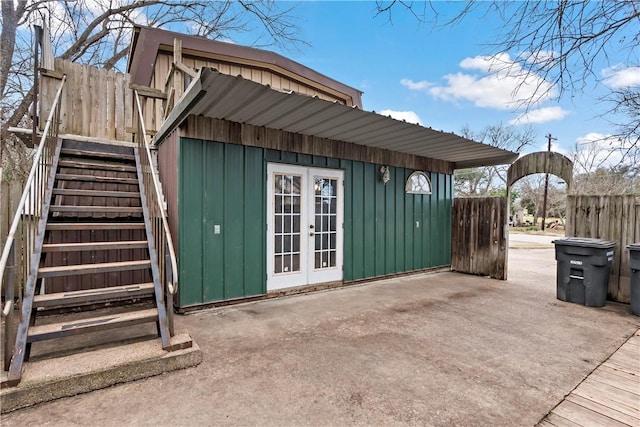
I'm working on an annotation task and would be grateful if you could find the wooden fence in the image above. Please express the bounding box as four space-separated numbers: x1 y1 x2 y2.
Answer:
0 178 24 251
40 59 133 141
451 197 508 280
566 195 640 303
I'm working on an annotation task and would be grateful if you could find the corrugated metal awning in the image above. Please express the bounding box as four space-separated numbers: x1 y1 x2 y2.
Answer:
155 68 518 169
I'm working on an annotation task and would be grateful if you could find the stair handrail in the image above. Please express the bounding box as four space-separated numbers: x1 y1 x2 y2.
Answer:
133 90 179 326
1 75 66 316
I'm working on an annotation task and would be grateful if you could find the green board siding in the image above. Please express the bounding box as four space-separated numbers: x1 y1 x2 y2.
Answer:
340 161 452 281
178 138 452 306
178 138 265 307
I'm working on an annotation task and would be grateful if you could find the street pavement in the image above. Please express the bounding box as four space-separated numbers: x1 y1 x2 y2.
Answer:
509 231 558 248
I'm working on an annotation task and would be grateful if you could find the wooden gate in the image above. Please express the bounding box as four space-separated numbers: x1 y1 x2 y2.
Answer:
451 197 508 280
566 195 640 303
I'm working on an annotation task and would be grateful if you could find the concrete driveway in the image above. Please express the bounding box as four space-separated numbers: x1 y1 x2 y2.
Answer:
3 247 639 426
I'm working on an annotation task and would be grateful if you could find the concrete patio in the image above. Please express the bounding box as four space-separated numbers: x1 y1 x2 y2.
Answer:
2 240 639 425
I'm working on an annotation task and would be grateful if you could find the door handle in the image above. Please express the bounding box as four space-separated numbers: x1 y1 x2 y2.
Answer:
310 232 314 236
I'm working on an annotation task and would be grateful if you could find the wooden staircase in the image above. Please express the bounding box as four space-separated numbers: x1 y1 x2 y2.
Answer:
2 138 184 387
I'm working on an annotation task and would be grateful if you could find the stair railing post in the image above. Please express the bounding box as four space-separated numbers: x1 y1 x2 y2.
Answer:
3 243 16 371
133 90 179 342
165 245 174 335
0 73 65 386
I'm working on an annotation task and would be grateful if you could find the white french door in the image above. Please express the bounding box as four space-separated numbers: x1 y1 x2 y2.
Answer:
266 164 344 291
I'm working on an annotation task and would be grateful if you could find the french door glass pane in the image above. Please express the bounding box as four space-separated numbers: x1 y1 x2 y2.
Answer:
314 177 338 269
274 174 301 274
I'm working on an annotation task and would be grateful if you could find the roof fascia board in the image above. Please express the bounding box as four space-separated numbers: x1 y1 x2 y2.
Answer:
455 153 519 169
130 25 362 107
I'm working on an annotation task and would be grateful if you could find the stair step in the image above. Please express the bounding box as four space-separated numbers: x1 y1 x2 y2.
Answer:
55 174 138 185
27 308 158 342
33 283 155 308
49 205 143 214
47 222 144 231
58 160 137 173
39 260 151 278
42 240 148 252
60 148 135 162
52 189 141 198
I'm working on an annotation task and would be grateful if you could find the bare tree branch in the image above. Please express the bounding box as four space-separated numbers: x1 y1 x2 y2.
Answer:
1 0 304 159
376 1 640 150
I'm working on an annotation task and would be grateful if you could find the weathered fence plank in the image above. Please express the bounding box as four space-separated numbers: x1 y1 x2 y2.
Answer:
566 195 639 303
452 197 507 280
0 178 25 251
40 59 132 141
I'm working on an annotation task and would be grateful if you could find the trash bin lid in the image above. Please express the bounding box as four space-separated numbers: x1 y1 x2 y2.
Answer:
628 243 640 251
552 237 616 248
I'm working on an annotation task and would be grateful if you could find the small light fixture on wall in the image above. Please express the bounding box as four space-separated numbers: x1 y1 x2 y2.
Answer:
379 166 390 185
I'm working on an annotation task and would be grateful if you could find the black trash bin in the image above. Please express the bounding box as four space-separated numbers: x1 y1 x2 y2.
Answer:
628 243 640 316
552 237 616 307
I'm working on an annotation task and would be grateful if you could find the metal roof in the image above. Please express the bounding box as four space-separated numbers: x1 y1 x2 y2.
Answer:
155 68 518 169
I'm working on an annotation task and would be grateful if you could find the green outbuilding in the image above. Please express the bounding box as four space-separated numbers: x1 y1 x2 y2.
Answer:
127 26 518 309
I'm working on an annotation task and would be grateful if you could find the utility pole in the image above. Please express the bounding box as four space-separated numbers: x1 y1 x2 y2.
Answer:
541 133 556 231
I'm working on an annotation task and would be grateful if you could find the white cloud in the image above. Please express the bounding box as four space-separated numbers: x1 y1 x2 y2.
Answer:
602 65 640 89
576 132 628 149
400 78 432 92
428 53 555 110
379 109 422 125
550 142 570 157
573 132 632 172
519 50 557 65
509 106 570 125
459 53 511 72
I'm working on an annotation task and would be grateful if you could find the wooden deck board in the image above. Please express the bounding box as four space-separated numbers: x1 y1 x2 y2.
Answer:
541 412 582 427
58 159 137 172
603 359 640 377
553 400 629 427
52 188 141 198
55 173 138 184
42 240 148 252
539 329 640 427
588 369 640 395
33 282 154 308
608 346 640 362
60 147 135 161
46 222 144 230
28 308 158 342
49 205 143 213
565 394 640 426
574 380 640 415
598 364 639 382
38 260 151 277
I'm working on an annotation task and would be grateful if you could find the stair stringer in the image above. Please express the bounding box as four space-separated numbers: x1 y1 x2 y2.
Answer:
133 147 172 350
5 139 63 387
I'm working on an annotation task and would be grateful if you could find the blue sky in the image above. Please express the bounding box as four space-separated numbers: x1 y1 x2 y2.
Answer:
240 1 638 167
21 0 638 170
